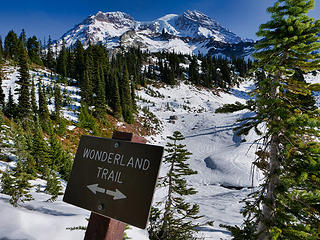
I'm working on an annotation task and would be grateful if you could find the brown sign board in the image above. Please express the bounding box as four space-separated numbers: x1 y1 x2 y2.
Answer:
63 135 163 229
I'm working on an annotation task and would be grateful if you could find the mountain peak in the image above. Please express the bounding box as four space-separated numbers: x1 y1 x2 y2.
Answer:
58 9 252 56
91 11 135 27
182 10 221 29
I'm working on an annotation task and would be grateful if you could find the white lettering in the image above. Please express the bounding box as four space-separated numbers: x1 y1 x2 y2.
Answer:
120 155 125 166
127 157 134 168
97 167 103 177
143 159 150 171
102 168 109 179
135 158 143 169
89 149 95 159
83 148 90 158
95 150 102 161
108 153 114 164
114 154 121 164
101 152 108 162
108 170 115 181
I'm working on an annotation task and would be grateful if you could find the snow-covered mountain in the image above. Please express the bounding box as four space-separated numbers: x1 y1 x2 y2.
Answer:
58 10 254 57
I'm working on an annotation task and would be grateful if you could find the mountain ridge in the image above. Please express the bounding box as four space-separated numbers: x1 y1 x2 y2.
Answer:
57 10 254 57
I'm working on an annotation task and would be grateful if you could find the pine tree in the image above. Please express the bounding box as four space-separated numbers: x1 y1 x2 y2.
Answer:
9 160 34 207
46 36 55 71
60 150 73 181
74 40 85 86
109 69 122 119
12 123 37 176
4 30 19 61
45 169 62 202
16 40 31 120
38 80 50 131
78 102 98 134
0 65 5 107
27 36 42 65
1 167 14 195
0 37 3 61
93 64 106 119
32 120 50 175
19 29 27 46
56 40 67 80
130 76 137 111
81 48 94 105
53 84 62 121
30 77 38 116
4 88 16 118
48 133 64 171
119 64 134 123
218 1 320 239
148 131 203 240
188 56 200 85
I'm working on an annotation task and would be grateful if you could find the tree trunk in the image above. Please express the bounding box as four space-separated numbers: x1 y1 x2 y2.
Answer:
161 142 176 239
257 74 281 240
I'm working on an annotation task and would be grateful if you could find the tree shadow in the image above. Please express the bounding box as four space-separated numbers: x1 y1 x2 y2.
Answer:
196 226 231 236
22 204 77 217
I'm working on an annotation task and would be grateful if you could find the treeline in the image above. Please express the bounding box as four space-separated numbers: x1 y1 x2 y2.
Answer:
47 40 146 124
145 51 252 89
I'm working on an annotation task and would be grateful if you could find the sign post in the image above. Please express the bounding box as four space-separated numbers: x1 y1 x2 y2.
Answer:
63 131 163 240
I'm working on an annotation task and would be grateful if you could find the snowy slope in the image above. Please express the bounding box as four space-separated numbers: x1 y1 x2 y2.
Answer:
56 10 254 57
0 67 319 239
1 65 81 122
137 80 261 239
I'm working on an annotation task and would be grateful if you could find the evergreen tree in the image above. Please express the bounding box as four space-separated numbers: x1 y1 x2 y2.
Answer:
47 132 72 180
48 133 64 171
81 48 94 105
130 76 137 111
46 36 55 71
148 131 203 240
19 29 27 46
13 124 37 176
59 150 73 181
56 40 67 80
4 88 16 118
16 40 31 120
78 102 98 134
30 77 38 116
38 81 50 131
0 37 3 61
1 167 14 195
9 160 34 207
4 30 19 61
53 84 62 121
93 65 106 119
74 40 85 86
45 169 62 202
32 120 50 174
109 70 122 119
119 64 134 123
218 1 320 239
67 47 75 79
188 56 200 85
0 65 5 107
27 36 42 65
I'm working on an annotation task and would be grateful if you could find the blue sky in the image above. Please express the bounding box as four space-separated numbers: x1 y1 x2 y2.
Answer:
1 0 320 41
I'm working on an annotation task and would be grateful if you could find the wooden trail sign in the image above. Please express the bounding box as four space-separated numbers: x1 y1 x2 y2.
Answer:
63 132 163 231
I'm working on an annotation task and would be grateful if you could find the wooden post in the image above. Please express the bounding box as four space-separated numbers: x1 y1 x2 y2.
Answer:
84 131 147 240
